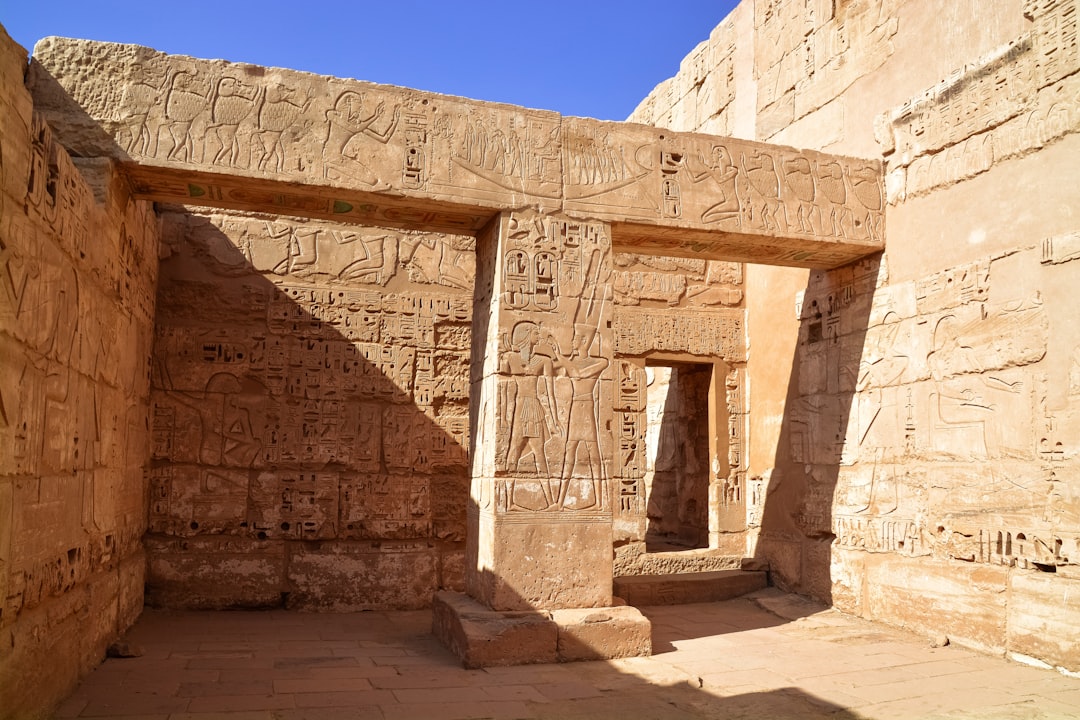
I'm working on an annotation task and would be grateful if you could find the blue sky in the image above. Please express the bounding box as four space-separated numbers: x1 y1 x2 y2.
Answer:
2 1 739 121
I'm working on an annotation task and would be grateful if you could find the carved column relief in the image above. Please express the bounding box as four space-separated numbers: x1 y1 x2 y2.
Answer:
467 210 615 611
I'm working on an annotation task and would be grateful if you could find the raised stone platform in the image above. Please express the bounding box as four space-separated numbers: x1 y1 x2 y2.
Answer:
432 591 651 668
613 569 768 606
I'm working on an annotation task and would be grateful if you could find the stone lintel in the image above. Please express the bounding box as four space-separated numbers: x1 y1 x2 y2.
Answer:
29 36 884 269
432 591 651 668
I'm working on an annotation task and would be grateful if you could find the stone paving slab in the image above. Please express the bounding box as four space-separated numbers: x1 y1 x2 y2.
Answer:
52 590 1080 719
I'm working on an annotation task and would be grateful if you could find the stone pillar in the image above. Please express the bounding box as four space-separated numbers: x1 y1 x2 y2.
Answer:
435 210 650 665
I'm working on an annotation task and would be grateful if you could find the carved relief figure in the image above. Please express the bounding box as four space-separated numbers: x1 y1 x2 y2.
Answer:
500 321 560 506
550 322 608 510
324 91 400 187
208 76 258 167
817 160 852 238
686 144 741 226
255 83 312 173
116 66 164 155
850 163 883 241
163 70 209 162
742 149 782 232
339 234 396 284
781 156 818 234
399 234 474 290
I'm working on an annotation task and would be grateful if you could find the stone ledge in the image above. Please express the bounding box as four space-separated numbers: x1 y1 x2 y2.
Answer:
432 591 651 668
614 569 768 606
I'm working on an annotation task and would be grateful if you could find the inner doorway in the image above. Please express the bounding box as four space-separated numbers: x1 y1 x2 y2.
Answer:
643 361 714 551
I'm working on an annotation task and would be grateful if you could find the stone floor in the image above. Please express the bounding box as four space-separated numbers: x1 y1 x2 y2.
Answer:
53 589 1080 720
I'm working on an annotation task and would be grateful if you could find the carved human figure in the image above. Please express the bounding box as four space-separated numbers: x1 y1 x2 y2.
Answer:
687 144 740 225
550 323 609 509
324 91 400 187
926 314 996 458
782 156 818 234
500 321 559 502
340 234 395 283
266 222 319 275
817 160 853 238
399 234 473 290
849 163 883 241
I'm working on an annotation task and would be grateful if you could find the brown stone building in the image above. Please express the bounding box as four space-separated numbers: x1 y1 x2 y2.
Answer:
1 1 1077 717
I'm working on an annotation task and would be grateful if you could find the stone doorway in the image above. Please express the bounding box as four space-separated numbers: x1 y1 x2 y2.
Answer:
644 361 716 552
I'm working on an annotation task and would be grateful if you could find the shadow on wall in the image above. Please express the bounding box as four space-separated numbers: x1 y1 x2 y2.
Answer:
753 256 881 602
145 207 475 610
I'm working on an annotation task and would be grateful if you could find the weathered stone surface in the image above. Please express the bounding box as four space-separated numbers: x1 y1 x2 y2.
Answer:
613 545 743 577
551 605 651 661
4 0 1078 711
286 541 439 611
1007 571 1080 672
613 570 767 606
861 556 1009 654
144 536 285 609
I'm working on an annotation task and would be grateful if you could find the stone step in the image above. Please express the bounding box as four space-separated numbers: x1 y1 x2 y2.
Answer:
614 569 768 606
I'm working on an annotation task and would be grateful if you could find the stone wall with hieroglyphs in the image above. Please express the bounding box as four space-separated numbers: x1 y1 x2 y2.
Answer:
147 207 473 610
638 0 1080 670
0 27 160 719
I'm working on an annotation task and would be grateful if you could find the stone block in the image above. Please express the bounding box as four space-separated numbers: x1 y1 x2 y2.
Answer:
551 606 651 662
432 591 558 669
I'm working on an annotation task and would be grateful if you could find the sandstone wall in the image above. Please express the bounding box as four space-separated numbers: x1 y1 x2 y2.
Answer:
146 207 472 609
0 27 159 720
633 0 1080 670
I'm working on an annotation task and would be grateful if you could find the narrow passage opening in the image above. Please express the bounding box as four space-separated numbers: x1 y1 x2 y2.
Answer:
644 362 712 551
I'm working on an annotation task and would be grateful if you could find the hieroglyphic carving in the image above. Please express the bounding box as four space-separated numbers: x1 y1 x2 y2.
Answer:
614 307 744 361
883 1 1080 201
1041 230 1080 265
1026 0 1080 89
612 253 744 308
149 209 472 547
613 360 647 515
888 38 1036 160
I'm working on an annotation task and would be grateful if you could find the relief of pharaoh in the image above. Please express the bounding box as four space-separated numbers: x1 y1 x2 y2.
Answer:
500 321 561 510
